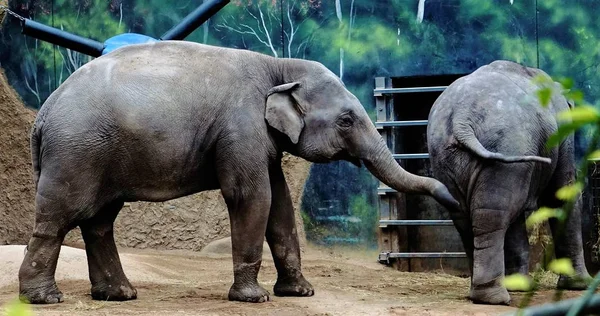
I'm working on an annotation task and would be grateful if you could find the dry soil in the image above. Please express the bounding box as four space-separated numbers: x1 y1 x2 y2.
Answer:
0 244 585 316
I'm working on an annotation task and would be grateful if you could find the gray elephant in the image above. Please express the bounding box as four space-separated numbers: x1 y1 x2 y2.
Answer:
19 41 459 304
427 60 590 305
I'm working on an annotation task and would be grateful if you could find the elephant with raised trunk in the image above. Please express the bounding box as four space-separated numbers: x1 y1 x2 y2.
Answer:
427 60 590 305
19 41 459 304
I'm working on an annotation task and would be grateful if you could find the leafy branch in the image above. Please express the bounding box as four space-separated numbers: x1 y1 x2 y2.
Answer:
504 75 600 315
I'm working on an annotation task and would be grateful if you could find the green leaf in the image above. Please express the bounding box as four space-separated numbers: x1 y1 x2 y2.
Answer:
526 207 562 228
537 87 553 107
565 90 584 104
548 258 576 276
4 299 32 316
546 122 582 149
503 274 532 291
556 183 583 201
556 106 600 124
588 150 600 160
558 77 574 90
532 74 553 86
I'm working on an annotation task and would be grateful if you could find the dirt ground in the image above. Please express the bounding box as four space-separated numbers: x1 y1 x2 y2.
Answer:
0 243 587 316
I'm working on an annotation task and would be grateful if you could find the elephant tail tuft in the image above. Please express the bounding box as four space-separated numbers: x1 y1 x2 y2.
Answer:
453 123 551 164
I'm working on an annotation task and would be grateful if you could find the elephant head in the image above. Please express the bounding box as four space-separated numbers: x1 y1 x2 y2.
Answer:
265 60 459 211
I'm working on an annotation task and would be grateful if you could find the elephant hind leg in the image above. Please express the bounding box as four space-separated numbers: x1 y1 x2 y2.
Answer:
504 213 530 277
80 200 137 301
19 191 77 304
504 213 531 293
541 144 591 289
470 208 511 305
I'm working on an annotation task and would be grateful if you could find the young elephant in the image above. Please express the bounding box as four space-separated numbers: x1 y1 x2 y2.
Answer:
19 41 459 304
427 60 590 305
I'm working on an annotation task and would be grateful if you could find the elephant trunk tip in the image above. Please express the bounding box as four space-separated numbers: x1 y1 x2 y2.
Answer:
431 183 460 212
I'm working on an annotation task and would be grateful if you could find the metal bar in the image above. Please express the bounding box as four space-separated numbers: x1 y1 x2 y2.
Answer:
375 120 428 127
377 186 396 195
160 0 230 40
379 252 467 259
22 19 104 57
379 220 454 226
373 86 447 95
392 153 429 159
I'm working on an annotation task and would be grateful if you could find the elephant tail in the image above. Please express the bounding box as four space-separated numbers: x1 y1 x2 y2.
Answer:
454 123 551 164
30 114 43 190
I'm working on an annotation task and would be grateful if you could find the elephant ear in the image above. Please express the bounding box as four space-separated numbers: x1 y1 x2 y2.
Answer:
265 82 304 144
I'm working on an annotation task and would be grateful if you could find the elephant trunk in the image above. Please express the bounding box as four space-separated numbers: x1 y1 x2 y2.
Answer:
362 137 460 211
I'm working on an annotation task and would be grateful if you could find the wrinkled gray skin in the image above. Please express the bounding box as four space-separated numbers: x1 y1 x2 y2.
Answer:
19 41 459 304
427 60 591 305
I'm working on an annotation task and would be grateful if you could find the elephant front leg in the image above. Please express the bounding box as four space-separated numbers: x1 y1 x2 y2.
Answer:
221 167 272 303
267 163 314 297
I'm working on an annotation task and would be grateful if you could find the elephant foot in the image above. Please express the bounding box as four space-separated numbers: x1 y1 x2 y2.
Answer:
20 283 64 304
91 282 137 301
228 282 270 303
469 283 511 305
274 275 314 297
557 274 593 291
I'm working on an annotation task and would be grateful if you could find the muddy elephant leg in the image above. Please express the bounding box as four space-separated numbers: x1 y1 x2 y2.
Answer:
219 156 272 303
80 200 137 301
266 161 314 297
19 193 72 304
504 213 530 277
470 208 511 305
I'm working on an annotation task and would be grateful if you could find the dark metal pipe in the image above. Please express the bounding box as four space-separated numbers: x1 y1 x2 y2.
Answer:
160 0 229 41
22 19 104 57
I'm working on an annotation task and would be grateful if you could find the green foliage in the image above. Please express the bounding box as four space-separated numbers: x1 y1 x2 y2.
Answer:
36 0 126 79
526 207 562 229
557 106 600 125
348 194 378 247
503 274 533 292
555 183 583 202
3 299 32 316
518 75 600 312
548 258 576 277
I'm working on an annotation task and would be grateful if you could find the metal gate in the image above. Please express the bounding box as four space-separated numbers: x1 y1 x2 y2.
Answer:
374 75 467 271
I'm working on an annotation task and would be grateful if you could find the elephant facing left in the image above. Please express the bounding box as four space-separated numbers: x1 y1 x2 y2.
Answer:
19 41 459 304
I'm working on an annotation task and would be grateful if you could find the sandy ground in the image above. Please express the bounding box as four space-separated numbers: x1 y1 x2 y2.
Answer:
0 244 587 316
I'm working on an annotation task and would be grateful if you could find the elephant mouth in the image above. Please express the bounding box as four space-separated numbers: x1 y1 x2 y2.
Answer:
331 150 362 168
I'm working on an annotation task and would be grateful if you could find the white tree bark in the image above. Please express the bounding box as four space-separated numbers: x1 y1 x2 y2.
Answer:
336 0 344 80
203 0 210 43
417 0 426 23
218 1 314 59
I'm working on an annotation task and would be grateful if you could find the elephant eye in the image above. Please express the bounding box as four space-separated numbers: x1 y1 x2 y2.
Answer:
337 113 354 128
